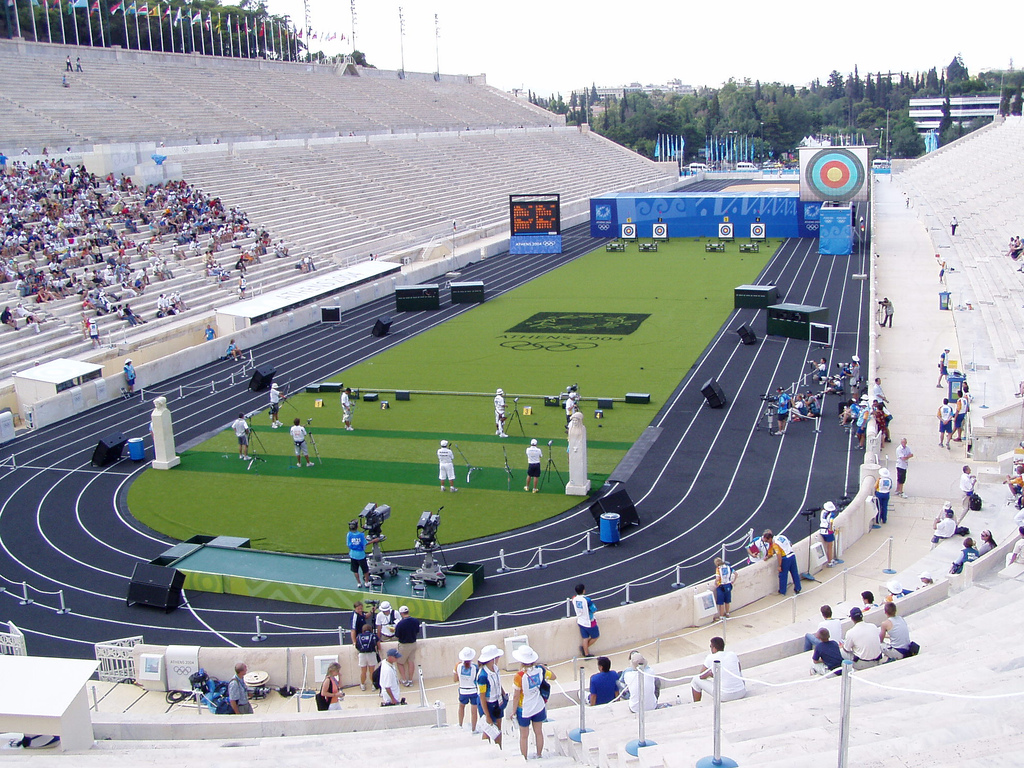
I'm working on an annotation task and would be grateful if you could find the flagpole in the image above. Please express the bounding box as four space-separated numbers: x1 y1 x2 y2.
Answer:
44 0 53 43
11 0 22 39
178 9 184 54
58 0 66 44
120 6 128 48
70 1 79 46
217 12 222 55
188 9 195 52
207 13 213 55
28 0 38 42
227 13 233 57
133 6 139 48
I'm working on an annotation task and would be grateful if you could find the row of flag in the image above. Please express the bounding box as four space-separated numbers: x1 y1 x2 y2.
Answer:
653 134 684 161
704 133 757 165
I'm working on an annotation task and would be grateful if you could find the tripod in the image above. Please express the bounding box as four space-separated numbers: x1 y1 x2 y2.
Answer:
245 415 268 473
305 418 322 465
540 440 564 490
502 445 514 491
799 508 819 581
757 401 777 434
508 397 526 437
452 442 481 485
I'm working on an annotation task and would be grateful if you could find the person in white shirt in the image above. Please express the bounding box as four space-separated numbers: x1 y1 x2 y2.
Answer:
842 607 883 670
525 438 542 493
341 387 353 431
959 465 977 515
895 438 914 497
494 388 507 438
269 383 283 428
231 413 249 460
691 637 745 702
379 648 404 706
437 440 458 493
621 651 658 713
803 604 843 651
289 418 313 467
931 504 956 548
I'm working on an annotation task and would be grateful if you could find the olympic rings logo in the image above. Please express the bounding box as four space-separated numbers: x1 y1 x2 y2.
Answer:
500 341 599 352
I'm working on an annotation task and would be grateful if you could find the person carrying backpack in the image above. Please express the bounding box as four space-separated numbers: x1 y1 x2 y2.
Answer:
355 621 381 691
510 645 556 760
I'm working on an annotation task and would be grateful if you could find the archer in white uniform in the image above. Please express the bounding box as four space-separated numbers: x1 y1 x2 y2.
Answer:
341 387 353 431
438 440 458 492
525 439 542 493
494 388 508 438
290 418 314 467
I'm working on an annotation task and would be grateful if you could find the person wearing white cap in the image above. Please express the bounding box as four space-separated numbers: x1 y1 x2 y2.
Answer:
875 468 893 526
885 580 912 601
918 571 934 587
269 382 283 428
494 388 508 438
510 645 555 760
123 358 136 395
819 501 838 567
931 504 957 548
525 438 542 493
476 644 506 746
437 440 458 493
621 651 658 713
453 647 479 731
289 417 314 467
375 600 400 640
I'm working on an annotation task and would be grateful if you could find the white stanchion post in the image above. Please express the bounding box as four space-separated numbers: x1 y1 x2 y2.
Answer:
252 615 267 642
566 597 572 618
496 548 508 573
625 668 656 756
179 386 183 398
842 568 849 602
620 582 633 606
417 666 428 708
194 688 203 715
792 595 797 623
883 536 896 574
535 547 546 569
338 626 345 646
656 638 661 663
91 685 98 712
569 665 592 742
696 660 738 767
671 563 685 589
838 660 854 768
58 589 69 614
585 530 593 554
210 381 215 393
19 582 32 606
492 610 499 631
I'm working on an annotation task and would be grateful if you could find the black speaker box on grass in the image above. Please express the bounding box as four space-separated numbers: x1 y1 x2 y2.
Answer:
126 562 185 611
92 432 127 467
249 364 276 392
701 378 727 409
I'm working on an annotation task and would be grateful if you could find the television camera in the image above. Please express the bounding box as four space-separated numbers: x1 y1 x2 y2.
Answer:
410 509 446 588
359 502 398 579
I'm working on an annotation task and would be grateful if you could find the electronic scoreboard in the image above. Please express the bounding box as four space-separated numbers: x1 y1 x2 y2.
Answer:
509 194 561 235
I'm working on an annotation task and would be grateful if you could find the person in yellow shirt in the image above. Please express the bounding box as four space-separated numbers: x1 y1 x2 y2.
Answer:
759 529 802 596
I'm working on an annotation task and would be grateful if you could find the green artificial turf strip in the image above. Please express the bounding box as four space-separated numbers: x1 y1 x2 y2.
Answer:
128 240 774 553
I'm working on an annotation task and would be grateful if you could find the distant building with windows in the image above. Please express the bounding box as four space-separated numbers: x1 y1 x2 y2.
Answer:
908 95 1000 133
595 79 694 99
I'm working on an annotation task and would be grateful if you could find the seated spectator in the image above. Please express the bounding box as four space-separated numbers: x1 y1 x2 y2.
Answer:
621 651 658 713
691 636 745 703
225 338 242 361
950 537 980 574
917 571 935 588
588 656 621 706
809 627 843 676
121 302 145 326
1004 466 1023 500
860 590 877 611
1008 526 1024 567
1 306 13 328
879 602 915 661
884 580 912 601
804 604 844 651
931 504 957 548
978 530 997 556
841 607 883 670
379 648 405 707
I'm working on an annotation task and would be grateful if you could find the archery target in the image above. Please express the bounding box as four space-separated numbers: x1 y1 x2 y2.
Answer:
621 223 637 239
750 223 766 240
718 222 734 240
799 147 868 203
652 223 668 240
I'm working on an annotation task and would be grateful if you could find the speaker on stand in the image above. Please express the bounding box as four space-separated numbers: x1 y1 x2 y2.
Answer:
701 378 728 409
371 316 392 338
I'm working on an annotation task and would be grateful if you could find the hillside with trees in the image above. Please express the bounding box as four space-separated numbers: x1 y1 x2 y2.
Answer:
531 57 1024 163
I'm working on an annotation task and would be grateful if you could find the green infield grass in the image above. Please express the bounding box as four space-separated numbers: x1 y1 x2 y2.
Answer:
128 239 775 553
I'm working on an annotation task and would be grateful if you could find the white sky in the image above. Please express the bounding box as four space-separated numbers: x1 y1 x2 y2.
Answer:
264 0 1018 97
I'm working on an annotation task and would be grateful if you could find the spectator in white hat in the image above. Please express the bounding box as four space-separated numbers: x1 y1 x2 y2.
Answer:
453 647 479 732
375 600 400 640
510 645 555 760
476 644 505 747
819 501 838 567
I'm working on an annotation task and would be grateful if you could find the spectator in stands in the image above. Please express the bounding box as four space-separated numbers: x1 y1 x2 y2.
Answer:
842 608 883 670
227 662 253 714
75 57 83 72
588 656 621 706
476 644 505 746
895 438 914 497
66 55 72 72
375 600 400 642
804 604 843 652
122 302 145 327
691 636 745 703
819 501 838 567
394 606 421 687
1008 527 1024 566
861 591 877 611
1 306 13 329
878 297 893 327
918 571 934 588
978 530 997 556
510 645 554 761
809 628 843 676
959 465 977 515
713 557 735 619
622 651 658 712
379 648 405 706
225 338 241 361
354 618 380 692
319 662 344 711
931 505 957 548
879 603 914 661
1004 466 1023 502
453 647 479 732
885 580 912 601
204 324 216 341
950 537 980 574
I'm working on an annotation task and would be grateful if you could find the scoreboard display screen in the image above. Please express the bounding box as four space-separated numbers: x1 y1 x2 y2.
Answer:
509 194 561 235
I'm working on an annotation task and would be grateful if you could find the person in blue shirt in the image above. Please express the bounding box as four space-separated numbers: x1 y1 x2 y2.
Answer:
123 358 136 395
204 324 216 341
810 628 843 676
347 520 371 588
588 656 621 705
774 387 791 435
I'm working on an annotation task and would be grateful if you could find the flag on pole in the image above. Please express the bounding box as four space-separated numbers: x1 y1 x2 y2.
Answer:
110 1 121 11
89 0 98 15
173 6 181 24
191 10 200 23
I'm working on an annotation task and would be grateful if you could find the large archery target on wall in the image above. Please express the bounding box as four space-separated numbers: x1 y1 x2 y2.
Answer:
799 147 869 203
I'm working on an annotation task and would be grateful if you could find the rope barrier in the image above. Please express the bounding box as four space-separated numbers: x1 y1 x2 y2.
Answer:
851 676 1024 700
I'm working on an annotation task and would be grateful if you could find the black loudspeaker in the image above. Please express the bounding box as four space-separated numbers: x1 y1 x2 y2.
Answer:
321 306 341 323
588 487 641 529
126 562 185 611
92 432 127 467
736 325 758 345
249 364 276 392
371 316 392 337
701 378 728 409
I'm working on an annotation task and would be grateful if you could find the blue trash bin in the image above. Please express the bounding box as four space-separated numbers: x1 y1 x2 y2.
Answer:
939 291 951 310
128 437 146 461
599 512 621 545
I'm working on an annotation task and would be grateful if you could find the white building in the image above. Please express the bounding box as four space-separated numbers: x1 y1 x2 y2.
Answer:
908 94 1001 132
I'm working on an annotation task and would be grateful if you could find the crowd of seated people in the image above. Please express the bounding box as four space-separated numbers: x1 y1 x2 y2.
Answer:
2 159 282 331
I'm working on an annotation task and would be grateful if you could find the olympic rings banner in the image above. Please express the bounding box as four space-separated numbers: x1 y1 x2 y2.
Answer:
798 147 869 203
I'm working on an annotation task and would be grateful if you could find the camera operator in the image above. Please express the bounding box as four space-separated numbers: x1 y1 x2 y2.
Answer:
773 387 792 436
878 297 893 328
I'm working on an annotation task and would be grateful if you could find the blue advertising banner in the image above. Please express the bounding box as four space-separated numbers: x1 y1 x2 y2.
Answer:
817 206 853 255
510 235 563 254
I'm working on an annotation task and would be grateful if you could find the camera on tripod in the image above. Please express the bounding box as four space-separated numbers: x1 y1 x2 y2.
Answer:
759 393 778 403
415 511 441 550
